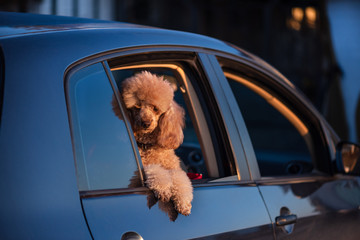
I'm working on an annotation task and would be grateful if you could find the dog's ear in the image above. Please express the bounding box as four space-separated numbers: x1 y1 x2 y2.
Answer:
157 100 185 149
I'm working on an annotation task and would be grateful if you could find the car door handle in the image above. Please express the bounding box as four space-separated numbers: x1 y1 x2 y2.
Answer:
275 214 297 226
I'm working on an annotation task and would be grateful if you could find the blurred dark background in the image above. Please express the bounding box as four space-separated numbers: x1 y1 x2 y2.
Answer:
1 0 359 143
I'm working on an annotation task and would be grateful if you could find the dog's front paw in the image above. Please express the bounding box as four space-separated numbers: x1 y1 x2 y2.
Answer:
174 200 192 216
144 164 173 202
158 200 179 222
153 188 172 202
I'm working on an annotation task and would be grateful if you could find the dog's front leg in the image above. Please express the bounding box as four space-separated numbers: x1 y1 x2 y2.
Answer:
144 164 173 202
170 169 193 216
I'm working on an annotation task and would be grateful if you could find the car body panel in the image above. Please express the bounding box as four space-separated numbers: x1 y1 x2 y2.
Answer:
258 178 360 239
82 185 273 240
0 22 242 59
0 35 92 240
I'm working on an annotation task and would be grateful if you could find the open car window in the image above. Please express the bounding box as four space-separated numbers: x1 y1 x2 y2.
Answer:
108 54 238 183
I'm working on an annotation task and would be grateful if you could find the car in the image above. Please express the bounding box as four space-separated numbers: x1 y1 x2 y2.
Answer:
1 11 360 240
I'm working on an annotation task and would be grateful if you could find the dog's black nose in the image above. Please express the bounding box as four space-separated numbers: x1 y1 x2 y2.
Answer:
141 120 152 129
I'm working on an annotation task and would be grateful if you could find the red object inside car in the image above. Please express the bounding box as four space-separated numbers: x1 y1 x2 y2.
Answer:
187 172 203 180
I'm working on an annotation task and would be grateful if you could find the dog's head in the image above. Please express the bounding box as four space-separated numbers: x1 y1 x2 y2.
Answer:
121 71 185 149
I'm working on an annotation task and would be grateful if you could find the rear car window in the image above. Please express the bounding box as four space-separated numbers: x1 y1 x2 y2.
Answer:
67 62 139 191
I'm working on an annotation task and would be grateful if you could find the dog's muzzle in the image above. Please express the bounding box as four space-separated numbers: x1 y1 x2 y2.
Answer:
141 120 152 129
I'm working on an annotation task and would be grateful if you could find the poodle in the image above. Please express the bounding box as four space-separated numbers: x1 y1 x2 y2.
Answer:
121 71 193 216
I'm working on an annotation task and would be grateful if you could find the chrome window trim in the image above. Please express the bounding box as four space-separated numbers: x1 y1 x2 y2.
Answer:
255 174 334 186
80 180 257 199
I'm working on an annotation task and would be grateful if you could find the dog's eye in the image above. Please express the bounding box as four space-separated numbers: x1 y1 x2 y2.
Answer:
153 106 159 112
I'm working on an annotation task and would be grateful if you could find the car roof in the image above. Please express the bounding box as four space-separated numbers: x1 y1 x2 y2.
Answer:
0 11 247 55
0 11 148 38
0 11 293 88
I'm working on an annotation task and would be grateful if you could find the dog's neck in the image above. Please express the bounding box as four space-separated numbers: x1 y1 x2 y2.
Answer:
136 141 155 150
134 128 159 150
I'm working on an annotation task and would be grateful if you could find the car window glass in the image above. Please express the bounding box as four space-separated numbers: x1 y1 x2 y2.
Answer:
218 63 315 176
228 78 313 176
68 63 139 191
110 61 237 181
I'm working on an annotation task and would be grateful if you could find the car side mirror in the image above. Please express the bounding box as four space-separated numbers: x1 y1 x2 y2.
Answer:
336 141 360 176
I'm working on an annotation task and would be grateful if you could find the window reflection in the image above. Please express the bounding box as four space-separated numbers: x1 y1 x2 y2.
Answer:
69 63 138 191
224 72 313 176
